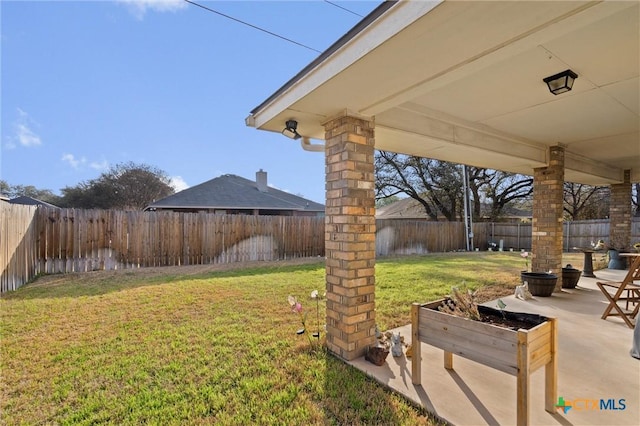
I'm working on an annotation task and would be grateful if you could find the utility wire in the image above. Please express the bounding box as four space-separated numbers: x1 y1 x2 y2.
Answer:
323 1 364 18
183 0 322 54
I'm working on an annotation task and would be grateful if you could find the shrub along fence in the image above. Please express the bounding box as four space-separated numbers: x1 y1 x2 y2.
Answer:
2 204 639 292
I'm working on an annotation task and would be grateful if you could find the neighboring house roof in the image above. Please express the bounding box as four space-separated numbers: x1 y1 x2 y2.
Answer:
484 204 532 220
376 197 531 220
8 196 59 209
145 173 324 213
377 198 429 219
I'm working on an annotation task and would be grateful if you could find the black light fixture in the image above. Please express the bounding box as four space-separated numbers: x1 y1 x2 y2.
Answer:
282 120 301 140
543 69 578 95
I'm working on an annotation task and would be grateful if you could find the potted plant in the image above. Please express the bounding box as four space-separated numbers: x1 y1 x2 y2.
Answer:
561 264 582 289
607 247 628 270
365 326 391 366
411 288 557 426
520 252 557 297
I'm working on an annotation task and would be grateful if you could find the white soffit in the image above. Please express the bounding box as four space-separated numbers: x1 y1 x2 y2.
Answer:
248 0 442 132
249 0 639 184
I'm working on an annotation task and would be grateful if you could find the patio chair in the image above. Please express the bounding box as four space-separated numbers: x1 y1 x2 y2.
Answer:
597 254 640 328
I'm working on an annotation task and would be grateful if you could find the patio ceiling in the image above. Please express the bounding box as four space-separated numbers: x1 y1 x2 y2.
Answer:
247 0 640 185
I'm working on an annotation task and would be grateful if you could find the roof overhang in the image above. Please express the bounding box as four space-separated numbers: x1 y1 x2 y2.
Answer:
247 0 640 185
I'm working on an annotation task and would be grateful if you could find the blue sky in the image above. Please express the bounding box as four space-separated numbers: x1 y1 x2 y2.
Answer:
1 0 380 204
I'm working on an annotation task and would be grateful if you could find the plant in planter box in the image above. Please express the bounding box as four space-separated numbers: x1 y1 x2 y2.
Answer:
411 291 558 425
438 286 480 320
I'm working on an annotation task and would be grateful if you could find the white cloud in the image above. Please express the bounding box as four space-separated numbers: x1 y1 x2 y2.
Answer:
117 0 187 20
16 123 41 147
62 154 109 172
90 160 109 171
170 176 189 192
62 153 84 169
8 108 42 148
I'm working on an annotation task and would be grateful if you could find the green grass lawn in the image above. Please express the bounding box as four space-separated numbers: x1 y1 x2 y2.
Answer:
0 252 583 425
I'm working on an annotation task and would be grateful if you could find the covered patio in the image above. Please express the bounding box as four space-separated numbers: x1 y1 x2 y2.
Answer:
348 269 640 425
246 9 639 422
247 0 639 362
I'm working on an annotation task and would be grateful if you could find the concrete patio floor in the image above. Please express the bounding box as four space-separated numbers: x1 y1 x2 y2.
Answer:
347 269 640 425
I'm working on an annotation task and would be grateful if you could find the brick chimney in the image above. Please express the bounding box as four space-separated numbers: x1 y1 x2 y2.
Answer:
256 169 268 193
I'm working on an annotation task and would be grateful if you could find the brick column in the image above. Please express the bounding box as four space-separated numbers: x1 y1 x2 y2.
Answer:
324 113 376 360
609 170 632 251
532 146 564 291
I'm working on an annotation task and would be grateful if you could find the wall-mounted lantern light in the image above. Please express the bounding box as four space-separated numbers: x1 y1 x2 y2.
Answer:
543 69 578 95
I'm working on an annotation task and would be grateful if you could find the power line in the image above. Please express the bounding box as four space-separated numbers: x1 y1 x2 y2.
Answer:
323 1 364 18
183 0 322 54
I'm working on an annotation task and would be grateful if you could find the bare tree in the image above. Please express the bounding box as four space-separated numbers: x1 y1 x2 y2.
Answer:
375 151 533 221
478 171 533 221
563 183 609 220
375 152 462 220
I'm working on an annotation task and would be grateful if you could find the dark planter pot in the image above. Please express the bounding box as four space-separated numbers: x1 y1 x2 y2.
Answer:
607 249 628 270
365 346 389 366
521 272 557 297
561 267 582 289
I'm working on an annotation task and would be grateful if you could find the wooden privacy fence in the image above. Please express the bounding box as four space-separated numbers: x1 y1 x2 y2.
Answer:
1 205 325 293
2 203 640 292
486 219 640 252
1 203 39 293
34 209 325 273
376 219 489 255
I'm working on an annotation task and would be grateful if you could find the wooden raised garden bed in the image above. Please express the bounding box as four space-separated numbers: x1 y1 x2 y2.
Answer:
411 299 557 426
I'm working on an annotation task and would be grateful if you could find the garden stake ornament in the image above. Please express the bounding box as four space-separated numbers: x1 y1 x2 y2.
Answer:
288 290 324 346
287 295 312 345
310 290 324 340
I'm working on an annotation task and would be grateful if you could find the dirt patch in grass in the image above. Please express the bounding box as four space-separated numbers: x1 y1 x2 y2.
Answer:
17 258 328 300
27 257 326 288
473 285 516 304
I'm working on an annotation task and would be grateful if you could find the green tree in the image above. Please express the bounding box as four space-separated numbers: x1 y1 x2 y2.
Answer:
0 180 10 197
59 162 174 210
0 179 58 203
